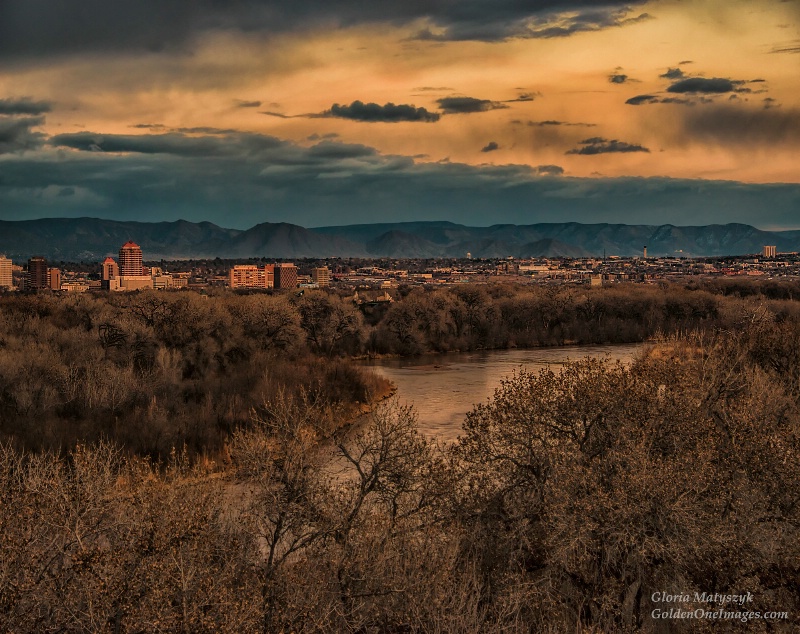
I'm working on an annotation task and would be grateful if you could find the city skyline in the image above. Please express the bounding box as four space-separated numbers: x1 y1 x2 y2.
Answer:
0 0 798 228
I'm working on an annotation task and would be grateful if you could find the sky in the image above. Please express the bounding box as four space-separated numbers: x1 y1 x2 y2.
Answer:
0 0 798 229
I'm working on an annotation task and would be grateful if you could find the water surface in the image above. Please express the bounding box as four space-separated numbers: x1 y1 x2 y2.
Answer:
363 344 642 443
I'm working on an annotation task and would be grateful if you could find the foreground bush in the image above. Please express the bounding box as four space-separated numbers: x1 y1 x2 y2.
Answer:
1 313 799 632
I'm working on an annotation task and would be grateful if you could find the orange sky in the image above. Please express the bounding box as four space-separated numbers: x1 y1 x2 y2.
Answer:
0 0 798 227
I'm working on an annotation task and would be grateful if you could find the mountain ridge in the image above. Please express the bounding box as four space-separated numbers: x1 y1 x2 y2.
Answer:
0 217 796 260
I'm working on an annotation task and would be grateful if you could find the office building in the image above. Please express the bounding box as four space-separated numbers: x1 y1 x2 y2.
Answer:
0 256 12 289
312 267 331 287
27 257 49 290
48 268 61 291
229 264 274 289
273 263 298 289
119 241 144 276
102 257 119 281
763 245 777 258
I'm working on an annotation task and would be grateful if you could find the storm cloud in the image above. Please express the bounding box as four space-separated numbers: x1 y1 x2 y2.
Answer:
566 137 650 154
437 97 507 114
0 115 46 153
327 101 440 123
0 97 52 115
2 126 800 229
0 0 651 60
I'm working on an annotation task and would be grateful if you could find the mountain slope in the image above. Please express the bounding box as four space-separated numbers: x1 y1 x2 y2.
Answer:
0 217 796 260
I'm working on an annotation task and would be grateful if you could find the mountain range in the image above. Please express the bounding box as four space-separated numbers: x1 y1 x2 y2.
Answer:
0 218 798 261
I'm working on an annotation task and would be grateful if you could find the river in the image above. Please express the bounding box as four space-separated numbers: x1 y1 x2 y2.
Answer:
362 344 643 443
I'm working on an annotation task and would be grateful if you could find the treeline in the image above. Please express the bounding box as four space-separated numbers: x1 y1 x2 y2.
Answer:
1 280 799 454
2 315 799 632
0 291 384 456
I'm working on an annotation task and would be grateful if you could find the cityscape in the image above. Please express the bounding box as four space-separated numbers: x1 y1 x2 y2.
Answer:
1 240 797 295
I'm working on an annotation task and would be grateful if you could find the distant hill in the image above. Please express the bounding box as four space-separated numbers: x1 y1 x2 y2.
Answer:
0 217 797 261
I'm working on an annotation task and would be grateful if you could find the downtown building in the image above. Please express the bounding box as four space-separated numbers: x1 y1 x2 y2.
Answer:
27 257 49 290
312 267 331 287
101 241 155 291
229 264 274 289
273 263 298 289
115 241 153 290
0 255 12 290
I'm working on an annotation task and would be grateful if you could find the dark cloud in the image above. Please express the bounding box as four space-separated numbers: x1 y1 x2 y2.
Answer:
2 126 800 229
566 137 649 154
413 86 454 92
677 105 800 147
235 99 262 108
626 94 693 106
327 101 440 123
50 130 285 156
667 77 737 94
415 6 651 41
437 97 507 114
626 94 658 106
533 164 564 175
480 141 500 153
0 115 46 153
307 132 340 141
524 119 596 127
659 67 685 80
608 74 628 84
0 97 52 115
0 1 650 60
307 140 377 159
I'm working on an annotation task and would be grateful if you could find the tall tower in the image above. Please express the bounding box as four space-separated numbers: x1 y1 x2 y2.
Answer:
27 256 48 290
643 245 647 259
119 241 143 276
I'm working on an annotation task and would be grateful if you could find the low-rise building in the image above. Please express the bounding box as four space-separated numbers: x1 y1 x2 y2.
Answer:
229 264 274 289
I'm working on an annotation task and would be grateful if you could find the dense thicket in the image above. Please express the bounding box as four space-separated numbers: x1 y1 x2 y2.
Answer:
2 280 800 455
2 312 799 632
0 291 383 456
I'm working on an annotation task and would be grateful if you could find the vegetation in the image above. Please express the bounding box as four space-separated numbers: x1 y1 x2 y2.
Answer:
1 280 799 631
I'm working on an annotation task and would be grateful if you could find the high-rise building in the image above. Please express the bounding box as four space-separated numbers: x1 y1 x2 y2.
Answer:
27 257 48 290
229 264 274 289
763 245 777 258
48 268 61 291
273 263 298 289
0 255 12 290
102 257 119 281
119 241 143 276
312 267 331 287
